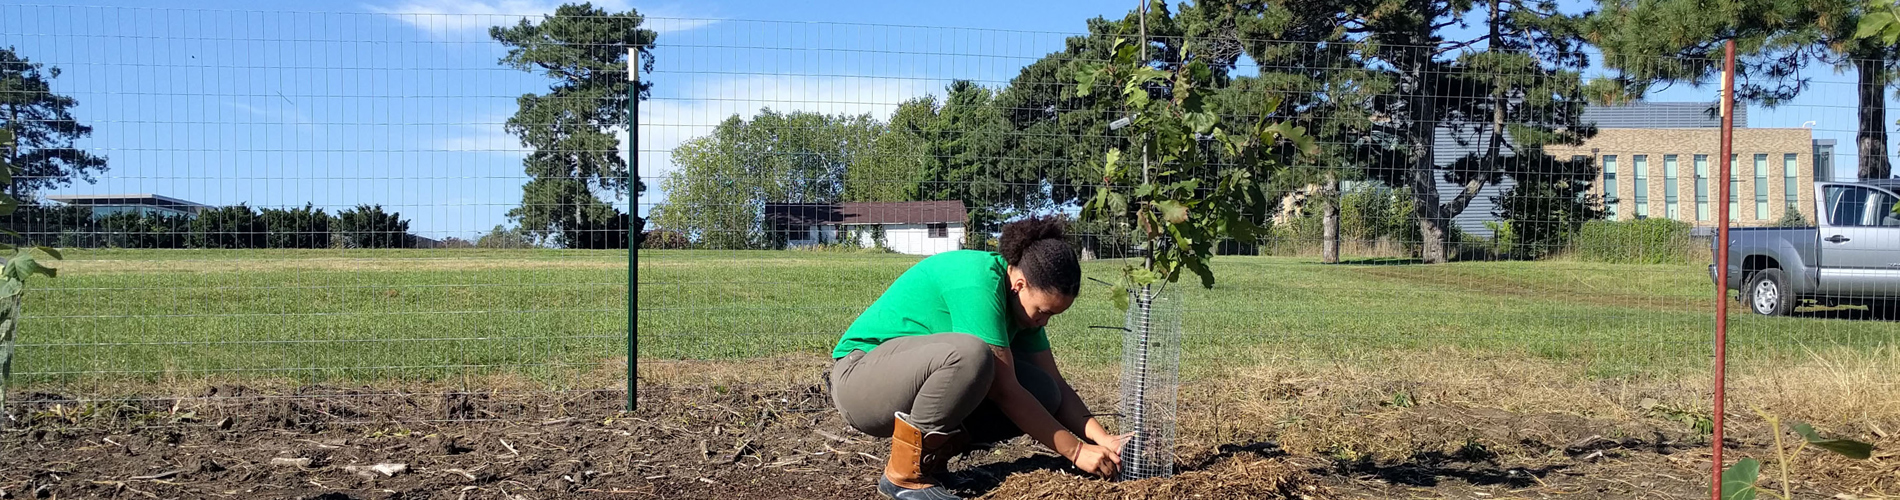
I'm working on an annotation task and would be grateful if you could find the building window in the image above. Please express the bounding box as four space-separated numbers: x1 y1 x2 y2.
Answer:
1632 155 1649 218
928 223 948 238
1603 155 1619 218
1778 153 1793 207
1754 154 1769 220
1665 155 1680 220
1729 154 1740 222
1695 154 1710 221
1815 143 1834 183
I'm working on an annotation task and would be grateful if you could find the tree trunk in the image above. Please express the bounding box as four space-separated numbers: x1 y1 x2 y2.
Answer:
1856 57 1891 180
1321 172 1340 264
1407 55 1449 264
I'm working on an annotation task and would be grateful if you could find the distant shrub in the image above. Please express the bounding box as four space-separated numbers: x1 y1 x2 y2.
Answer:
1567 218 1694 264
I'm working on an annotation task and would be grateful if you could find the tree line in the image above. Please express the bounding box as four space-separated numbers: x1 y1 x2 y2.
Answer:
18 204 420 249
4 2 1896 257
639 0 1900 263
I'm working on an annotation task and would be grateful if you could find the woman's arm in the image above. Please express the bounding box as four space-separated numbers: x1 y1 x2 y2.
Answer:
988 346 1119 478
1022 349 1123 454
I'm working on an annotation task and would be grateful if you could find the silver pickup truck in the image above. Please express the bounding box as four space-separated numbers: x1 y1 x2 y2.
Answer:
1716 180 1900 316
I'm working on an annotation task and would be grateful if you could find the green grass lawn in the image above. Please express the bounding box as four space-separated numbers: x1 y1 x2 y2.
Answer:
22 249 627 387
637 250 1900 378
16 248 1896 388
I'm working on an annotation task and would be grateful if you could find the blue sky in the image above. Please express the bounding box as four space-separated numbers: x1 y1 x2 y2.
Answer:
7 0 1891 239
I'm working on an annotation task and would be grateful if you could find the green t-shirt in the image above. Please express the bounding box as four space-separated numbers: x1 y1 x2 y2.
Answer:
833 250 1052 359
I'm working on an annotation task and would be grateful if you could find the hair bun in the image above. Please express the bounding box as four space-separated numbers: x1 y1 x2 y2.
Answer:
999 216 1067 265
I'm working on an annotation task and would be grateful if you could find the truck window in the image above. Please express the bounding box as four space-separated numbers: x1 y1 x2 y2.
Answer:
1825 185 1900 227
1826 186 1867 226
1872 190 1900 227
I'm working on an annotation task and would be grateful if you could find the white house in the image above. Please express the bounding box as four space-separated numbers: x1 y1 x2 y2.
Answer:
763 201 967 255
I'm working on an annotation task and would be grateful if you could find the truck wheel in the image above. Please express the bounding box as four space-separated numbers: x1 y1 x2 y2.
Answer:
1744 269 1797 316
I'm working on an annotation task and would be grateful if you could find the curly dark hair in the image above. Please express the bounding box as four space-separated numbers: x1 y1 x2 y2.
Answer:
998 216 1081 297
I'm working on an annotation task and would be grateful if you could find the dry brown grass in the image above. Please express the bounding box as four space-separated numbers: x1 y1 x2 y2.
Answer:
977 454 1333 500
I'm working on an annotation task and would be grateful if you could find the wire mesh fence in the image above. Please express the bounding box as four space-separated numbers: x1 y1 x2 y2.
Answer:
0 2 1896 496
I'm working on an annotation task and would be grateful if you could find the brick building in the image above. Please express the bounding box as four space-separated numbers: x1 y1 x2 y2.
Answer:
1442 102 1835 236
1544 128 1833 228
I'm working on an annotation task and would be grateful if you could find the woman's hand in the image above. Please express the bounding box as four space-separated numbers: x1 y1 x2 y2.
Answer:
1094 431 1135 458
1070 442 1122 479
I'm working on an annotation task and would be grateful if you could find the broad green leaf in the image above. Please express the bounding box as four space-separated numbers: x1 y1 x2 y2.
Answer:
1072 64 1101 98
0 228 17 238
1104 149 1122 180
0 280 20 299
1109 284 1129 311
1113 39 1138 65
1185 258 1215 288
1792 423 1874 459
0 196 15 217
5 254 54 280
1155 200 1189 224
1185 111 1217 135
1719 458 1760 500
1129 268 1158 285
1258 96 1284 118
34 247 61 260
1107 191 1129 216
1126 87 1151 109
1858 11 1895 40
1133 182 1157 198
1185 60 1211 85
1167 179 1200 195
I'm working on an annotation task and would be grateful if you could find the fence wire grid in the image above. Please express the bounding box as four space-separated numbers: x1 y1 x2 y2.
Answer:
0 3 1895 494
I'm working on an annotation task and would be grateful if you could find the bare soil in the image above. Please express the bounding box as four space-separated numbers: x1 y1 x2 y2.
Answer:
1 374 1892 500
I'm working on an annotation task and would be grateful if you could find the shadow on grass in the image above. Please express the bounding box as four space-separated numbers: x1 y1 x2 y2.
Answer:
946 451 1071 495
1332 257 1425 266
1785 307 1895 322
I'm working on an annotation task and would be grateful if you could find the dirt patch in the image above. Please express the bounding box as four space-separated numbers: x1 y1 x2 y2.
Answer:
979 454 1331 499
5 351 1897 499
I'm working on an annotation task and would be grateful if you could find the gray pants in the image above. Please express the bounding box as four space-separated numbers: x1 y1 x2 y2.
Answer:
830 333 1062 444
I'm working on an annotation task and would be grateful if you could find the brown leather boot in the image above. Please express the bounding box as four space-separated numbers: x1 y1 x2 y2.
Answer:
877 412 963 500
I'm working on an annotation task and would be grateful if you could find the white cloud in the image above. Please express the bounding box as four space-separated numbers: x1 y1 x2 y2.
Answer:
430 74 937 216
437 112 524 154
367 0 717 39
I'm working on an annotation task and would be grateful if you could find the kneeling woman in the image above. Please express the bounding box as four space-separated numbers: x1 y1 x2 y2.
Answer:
829 216 1123 500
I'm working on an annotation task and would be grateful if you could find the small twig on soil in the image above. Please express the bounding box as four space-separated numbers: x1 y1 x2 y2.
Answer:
295 439 341 449
814 430 851 442
499 438 519 457
129 470 181 481
857 452 881 462
698 477 717 485
102 437 125 448
90 480 159 499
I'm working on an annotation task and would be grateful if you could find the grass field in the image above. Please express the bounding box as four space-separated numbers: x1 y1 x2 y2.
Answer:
23 249 627 386
18 248 1898 389
639 249 1898 377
